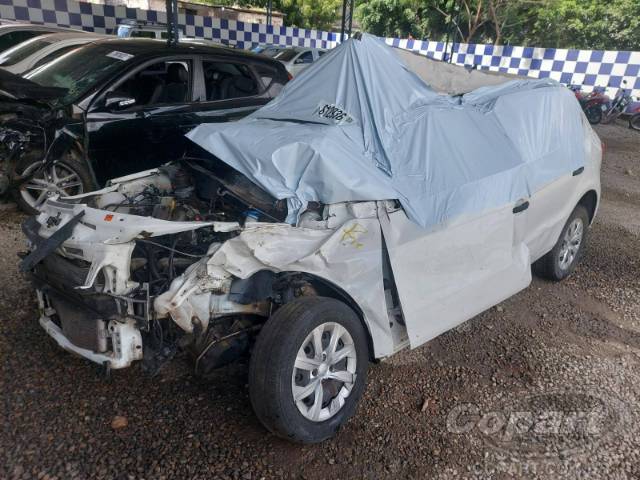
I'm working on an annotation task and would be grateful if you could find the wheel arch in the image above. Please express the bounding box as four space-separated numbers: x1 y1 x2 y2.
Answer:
280 271 377 361
577 189 598 224
233 269 377 361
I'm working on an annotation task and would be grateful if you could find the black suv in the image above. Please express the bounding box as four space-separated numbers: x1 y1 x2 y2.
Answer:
0 38 289 212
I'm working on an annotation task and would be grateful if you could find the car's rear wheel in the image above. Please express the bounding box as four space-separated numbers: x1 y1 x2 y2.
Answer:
533 205 589 281
629 113 640 131
13 149 94 214
249 296 369 443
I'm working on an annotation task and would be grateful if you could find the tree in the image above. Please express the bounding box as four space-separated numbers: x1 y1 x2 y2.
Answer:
523 0 640 50
279 0 343 31
355 0 448 40
207 0 640 49
198 0 342 31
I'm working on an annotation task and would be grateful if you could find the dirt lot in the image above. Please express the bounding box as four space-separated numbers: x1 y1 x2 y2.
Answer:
1 123 639 480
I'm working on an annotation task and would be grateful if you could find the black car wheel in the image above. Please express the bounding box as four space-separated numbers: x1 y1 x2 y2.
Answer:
249 296 369 444
13 148 94 214
533 205 589 281
584 105 602 125
629 113 640 131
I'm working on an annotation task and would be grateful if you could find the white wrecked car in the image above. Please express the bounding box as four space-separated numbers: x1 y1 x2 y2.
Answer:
21 35 602 443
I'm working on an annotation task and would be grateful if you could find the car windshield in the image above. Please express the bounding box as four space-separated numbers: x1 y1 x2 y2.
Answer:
23 43 129 105
0 36 52 67
273 49 299 61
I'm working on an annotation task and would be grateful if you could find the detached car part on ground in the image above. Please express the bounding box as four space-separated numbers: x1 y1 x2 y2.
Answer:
21 34 602 443
0 38 288 213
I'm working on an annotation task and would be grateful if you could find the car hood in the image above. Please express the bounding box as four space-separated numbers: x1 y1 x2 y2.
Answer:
0 69 66 103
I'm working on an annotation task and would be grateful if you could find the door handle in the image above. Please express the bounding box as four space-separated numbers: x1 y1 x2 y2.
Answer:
513 200 529 214
572 167 585 176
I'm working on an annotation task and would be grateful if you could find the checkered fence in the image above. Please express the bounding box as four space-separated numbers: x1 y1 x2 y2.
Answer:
1 0 639 98
0 0 338 49
387 37 640 99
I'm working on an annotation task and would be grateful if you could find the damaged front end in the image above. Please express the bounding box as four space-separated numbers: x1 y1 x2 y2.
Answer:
21 158 390 376
1 68 84 202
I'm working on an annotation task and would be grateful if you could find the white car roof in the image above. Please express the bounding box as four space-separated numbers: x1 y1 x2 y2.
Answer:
31 32 107 43
0 23 88 35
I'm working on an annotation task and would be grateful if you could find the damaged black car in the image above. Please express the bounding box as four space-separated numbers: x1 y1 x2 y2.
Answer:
0 37 289 212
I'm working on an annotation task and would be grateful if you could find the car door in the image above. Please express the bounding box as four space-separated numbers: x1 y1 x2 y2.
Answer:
85 56 197 184
523 168 591 262
378 202 532 348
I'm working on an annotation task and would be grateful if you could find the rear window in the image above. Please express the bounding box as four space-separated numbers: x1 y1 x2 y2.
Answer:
0 30 48 54
0 36 52 66
261 47 283 58
253 63 286 96
274 49 298 62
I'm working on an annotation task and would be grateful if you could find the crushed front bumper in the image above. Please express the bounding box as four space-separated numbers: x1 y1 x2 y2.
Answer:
37 289 143 369
23 214 145 369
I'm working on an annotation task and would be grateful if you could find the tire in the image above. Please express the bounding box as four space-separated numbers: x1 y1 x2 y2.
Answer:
629 113 640 131
249 296 369 443
533 205 590 281
12 148 94 215
584 105 602 125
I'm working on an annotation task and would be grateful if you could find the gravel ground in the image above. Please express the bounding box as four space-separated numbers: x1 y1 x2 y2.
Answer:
1 123 639 479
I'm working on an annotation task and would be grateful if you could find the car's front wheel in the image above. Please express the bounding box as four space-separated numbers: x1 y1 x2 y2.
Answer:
13 149 94 214
249 296 369 443
533 204 590 281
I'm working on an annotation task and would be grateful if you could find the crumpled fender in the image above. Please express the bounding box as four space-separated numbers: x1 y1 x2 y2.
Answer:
155 218 395 357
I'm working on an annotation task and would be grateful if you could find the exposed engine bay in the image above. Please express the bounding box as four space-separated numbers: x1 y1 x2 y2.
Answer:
94 157 288 224
21 156 393 377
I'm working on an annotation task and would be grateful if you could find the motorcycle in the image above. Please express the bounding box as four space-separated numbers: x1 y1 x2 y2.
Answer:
623 98 640 131
570 85 610 125
601 80 634 125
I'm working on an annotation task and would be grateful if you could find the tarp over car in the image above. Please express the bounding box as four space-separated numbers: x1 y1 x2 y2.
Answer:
187 33 586 228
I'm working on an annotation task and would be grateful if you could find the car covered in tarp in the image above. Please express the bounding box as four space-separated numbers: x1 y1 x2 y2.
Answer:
21 34 601 444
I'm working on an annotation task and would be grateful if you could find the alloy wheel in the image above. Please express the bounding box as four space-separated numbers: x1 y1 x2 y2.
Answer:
19 162 84 209
558 217 584 270
291 322 357 422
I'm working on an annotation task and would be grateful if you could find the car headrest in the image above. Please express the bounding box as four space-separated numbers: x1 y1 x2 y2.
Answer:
167 63 188 83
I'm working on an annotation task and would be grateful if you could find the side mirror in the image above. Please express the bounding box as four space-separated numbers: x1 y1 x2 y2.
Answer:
105 92 136 110
294 57 306 64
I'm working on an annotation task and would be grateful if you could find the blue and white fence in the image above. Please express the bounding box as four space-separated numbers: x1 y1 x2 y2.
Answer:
1 0 639 97
0 0 337 49
388 38 640 98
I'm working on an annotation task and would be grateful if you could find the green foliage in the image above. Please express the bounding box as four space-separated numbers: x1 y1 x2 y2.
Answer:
524 0 640 50
355 0 640 50
279 0 343 31
198 0 342 31
197 0 640 49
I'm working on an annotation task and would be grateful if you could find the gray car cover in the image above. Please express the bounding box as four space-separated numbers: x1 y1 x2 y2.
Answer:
187 34 586 228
